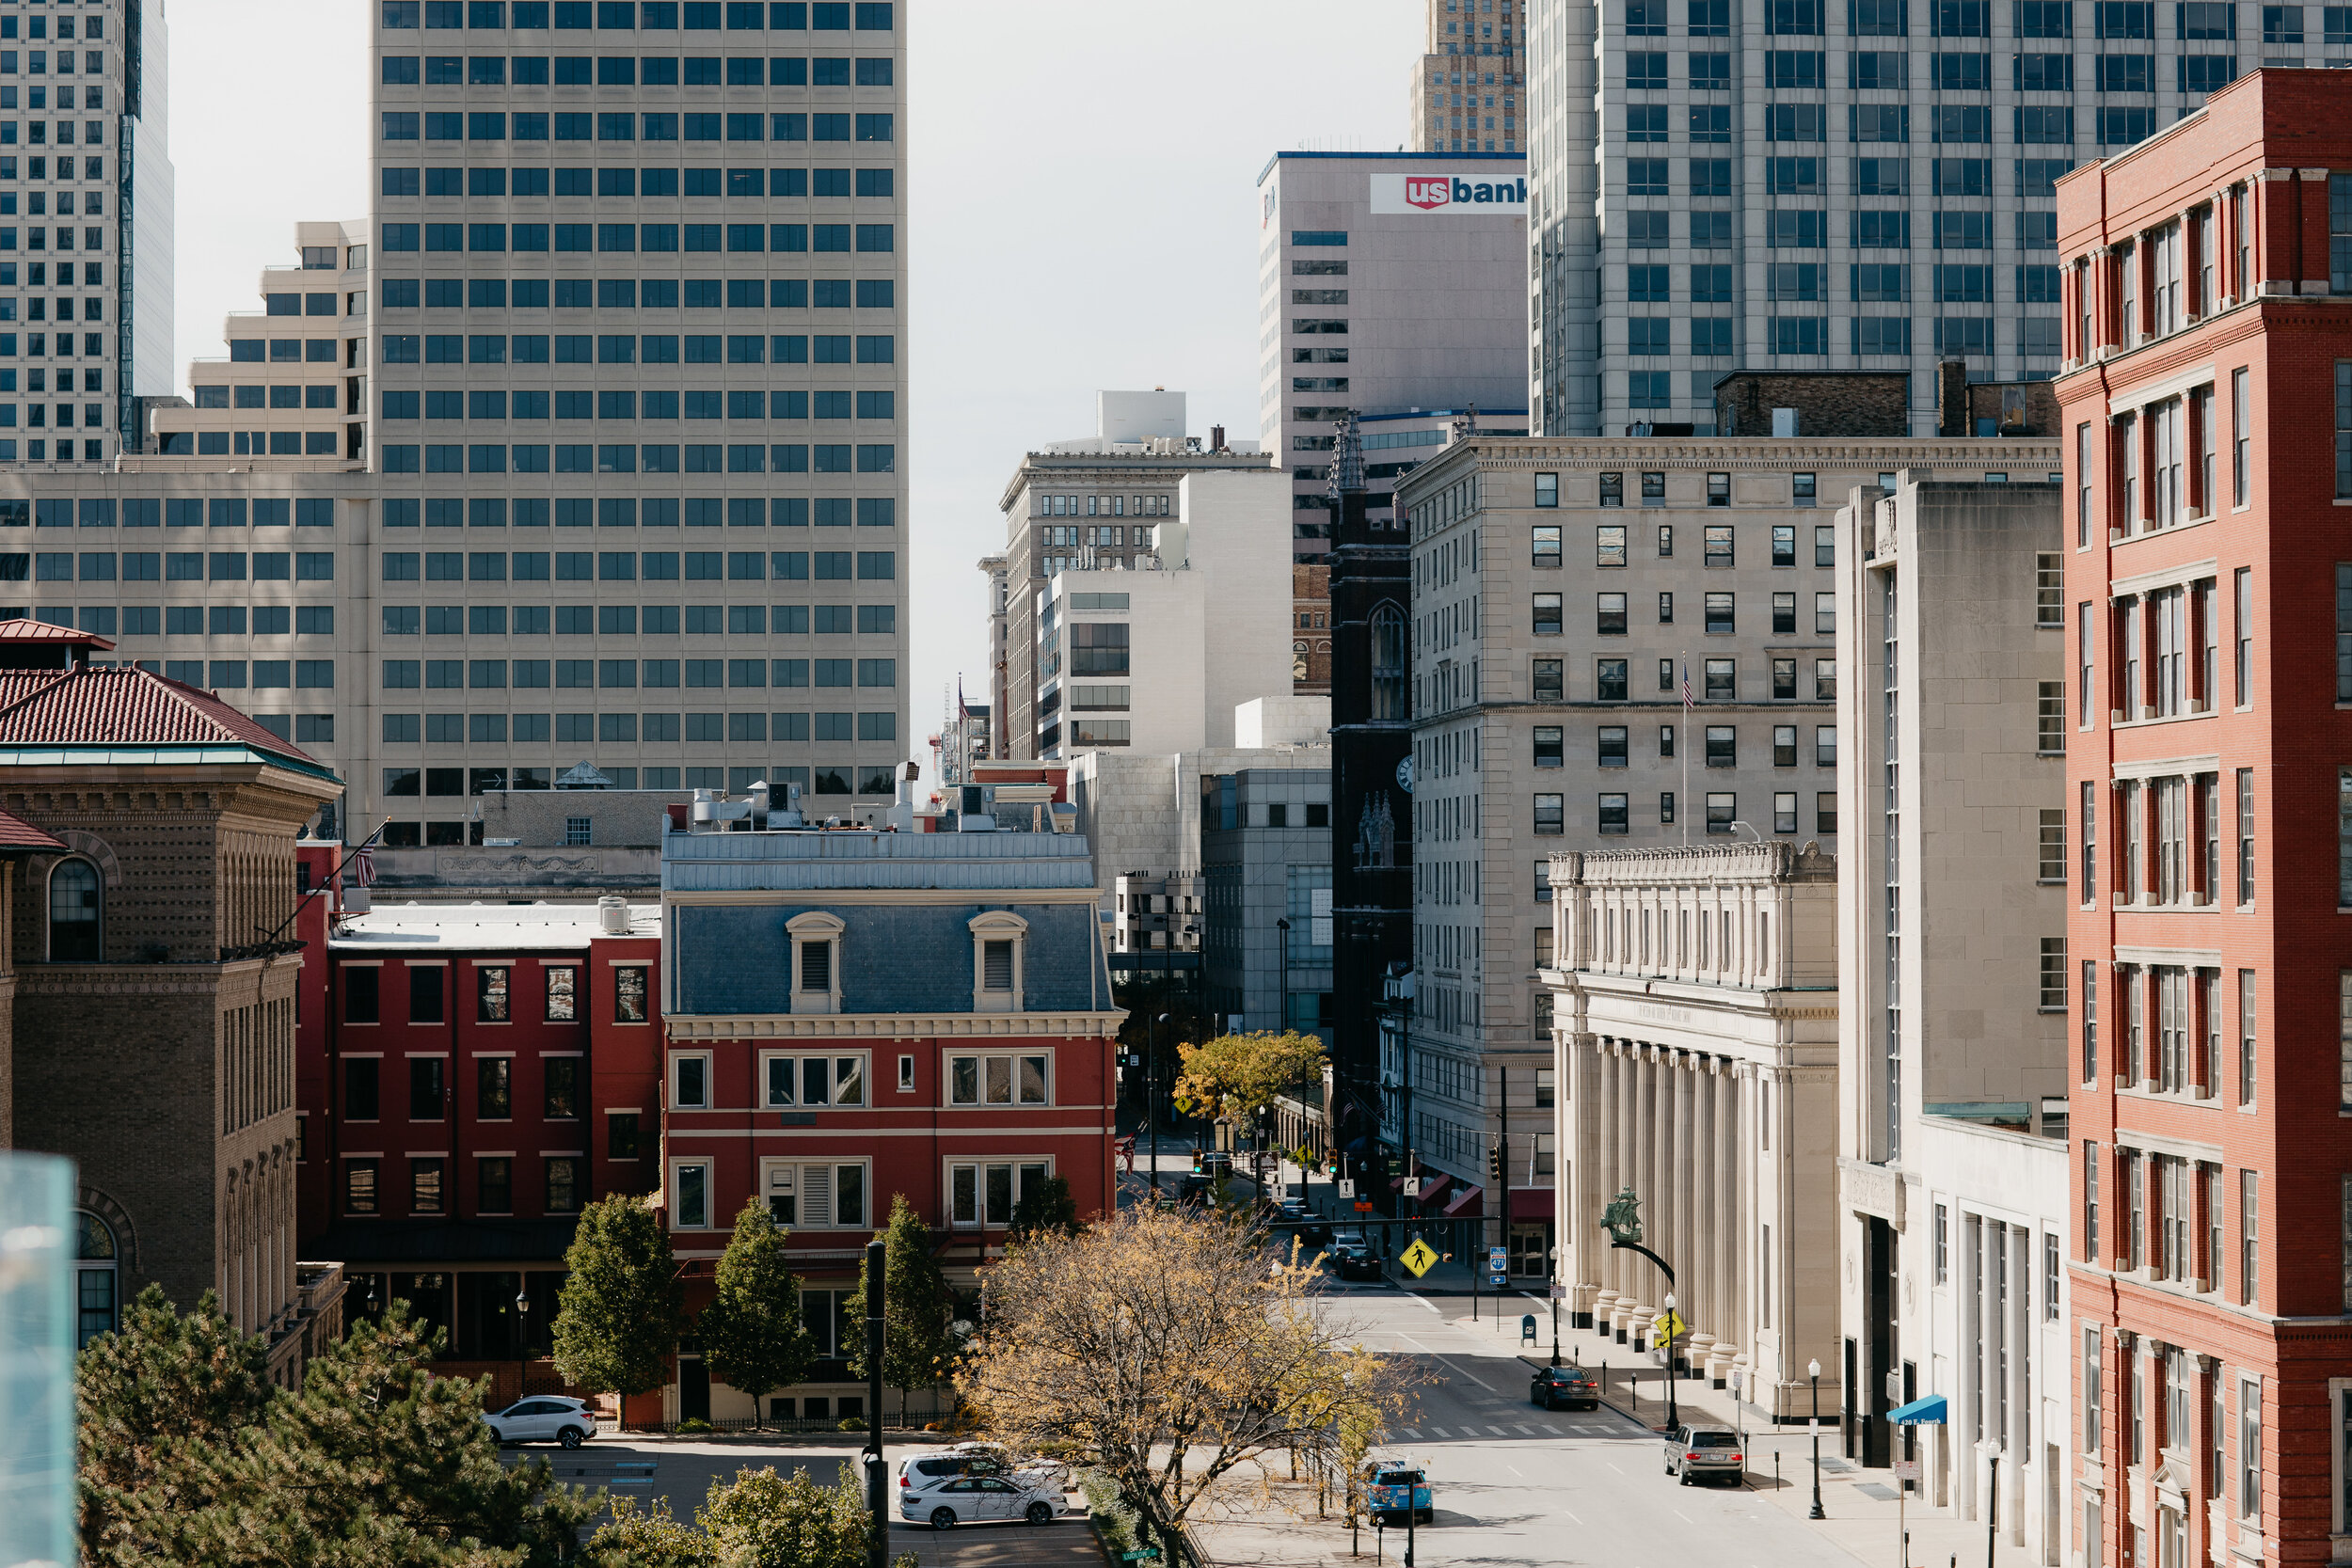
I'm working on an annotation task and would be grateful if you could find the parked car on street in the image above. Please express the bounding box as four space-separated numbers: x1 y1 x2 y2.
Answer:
899 1472 1064 1530
1662 1423 1744 1485
1529 1366 1600 1411
481 1396 596 1449
897 1444 1068 1496
1363 1462 1434 1526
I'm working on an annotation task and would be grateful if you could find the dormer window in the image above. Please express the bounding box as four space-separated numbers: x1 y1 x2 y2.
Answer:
968 911 1028 1013
786 911 844 1015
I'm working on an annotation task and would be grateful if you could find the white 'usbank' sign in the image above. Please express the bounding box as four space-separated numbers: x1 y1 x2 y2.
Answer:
1368 173 1527 215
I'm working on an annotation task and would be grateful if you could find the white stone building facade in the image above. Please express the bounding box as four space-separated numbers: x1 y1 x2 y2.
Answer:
1833 473 2072 1564
1547 840 1839 1418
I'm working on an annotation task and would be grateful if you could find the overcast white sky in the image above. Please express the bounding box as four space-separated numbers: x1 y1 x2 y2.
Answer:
164 0 1424 768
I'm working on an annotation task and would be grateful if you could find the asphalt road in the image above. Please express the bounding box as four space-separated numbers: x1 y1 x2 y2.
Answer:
1300 1281 1870 1568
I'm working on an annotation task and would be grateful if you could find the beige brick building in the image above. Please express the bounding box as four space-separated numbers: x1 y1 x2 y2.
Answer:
1409 0 1526 154
0 619 343 1378
1388 427 2056 1225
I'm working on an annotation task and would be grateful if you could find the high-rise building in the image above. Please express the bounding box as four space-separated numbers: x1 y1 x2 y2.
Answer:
1525 0 2328 439
1829 472 2070 1546
0 0 911 847
1255 150 1529 556
1387 412 2051 1205
1408 0 1527 154
0 0 178 463
989 392 1289 762
2058 69 2352 1568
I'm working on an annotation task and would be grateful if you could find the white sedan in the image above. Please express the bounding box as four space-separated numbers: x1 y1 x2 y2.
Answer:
899 1472 1064 1530
481 1396 596 1449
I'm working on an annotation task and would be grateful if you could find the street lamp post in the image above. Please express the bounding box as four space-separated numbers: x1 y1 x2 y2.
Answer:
1549 1246 1562 1368
1807 1357 1826 1519
1662 1292 1679 1430
1150 1012 1169 1196
513 1282 532 1408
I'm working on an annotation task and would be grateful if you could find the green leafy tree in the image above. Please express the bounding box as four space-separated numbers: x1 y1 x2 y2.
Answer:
78 1291 599 1568
552 1193 688 1402
845 1193 956 1425
1007 1173 1082 1243
698 1199 817 1429
586 1467 916 1568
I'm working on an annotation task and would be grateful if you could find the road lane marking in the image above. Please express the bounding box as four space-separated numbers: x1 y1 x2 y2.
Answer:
1563 1510 1583 1526
1487 1426 1508 1435
1399 1291 1442 1315
1675 1510 1692 1523
1400 1338 1492 1390
1515 1425 1536 1434
1506 1465 1524 1478
1541 1424 1562 1434
1429 1427 1449 1437
1398 1428 1421 1439
1606 1462 1625 1475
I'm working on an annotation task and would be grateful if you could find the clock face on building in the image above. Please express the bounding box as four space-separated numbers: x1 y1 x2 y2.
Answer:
1395 756 1414 793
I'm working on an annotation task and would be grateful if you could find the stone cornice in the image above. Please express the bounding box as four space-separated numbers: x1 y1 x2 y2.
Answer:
666 1011 1126 1042
1395 436 2062 501
15 958 269 997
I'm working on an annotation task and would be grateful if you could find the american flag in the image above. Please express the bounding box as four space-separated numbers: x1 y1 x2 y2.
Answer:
352 824 384 888
1679 658 1693 710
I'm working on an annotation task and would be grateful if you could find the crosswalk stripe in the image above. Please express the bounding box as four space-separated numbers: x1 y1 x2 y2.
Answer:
1487 1426 1508 1436
1541 1424 1563 1435
1429 1426 1448 1437
1515 1425 1536 1434
1398 1428 1422 1439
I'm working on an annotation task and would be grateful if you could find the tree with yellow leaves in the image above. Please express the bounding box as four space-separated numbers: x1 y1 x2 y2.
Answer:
955 1207 1413 1561
1172 1029 1327 1180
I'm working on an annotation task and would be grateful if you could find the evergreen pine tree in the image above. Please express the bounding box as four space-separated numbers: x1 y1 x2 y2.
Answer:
845 1193 956 1425
551 1193 688 1401
698 1199 817 1429
78 1291 598 1568
76 1286 275 1566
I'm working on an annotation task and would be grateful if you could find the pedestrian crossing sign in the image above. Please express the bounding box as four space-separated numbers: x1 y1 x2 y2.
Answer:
1399 1239 1438 1277
1653 1308 1688 1343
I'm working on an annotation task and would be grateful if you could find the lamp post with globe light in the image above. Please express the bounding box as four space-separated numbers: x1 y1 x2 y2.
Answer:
514 1283 532 1408
1661 1293 1679 1429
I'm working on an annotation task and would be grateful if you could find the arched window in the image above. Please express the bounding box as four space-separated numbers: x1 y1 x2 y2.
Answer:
74 1211 118 1347
1370 604 1409 721
49 858 100 961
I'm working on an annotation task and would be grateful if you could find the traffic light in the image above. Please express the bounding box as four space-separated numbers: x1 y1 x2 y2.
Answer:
1190 1148 1206 1174
1488 1143 1504 1185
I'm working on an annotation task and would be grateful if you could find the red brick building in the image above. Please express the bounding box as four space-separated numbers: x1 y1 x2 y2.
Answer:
294 884 661 1400
658 796 1121 1427
2059 70 2352 1568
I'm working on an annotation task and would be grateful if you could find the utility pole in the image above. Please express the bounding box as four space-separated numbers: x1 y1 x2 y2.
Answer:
864 1235 886 1568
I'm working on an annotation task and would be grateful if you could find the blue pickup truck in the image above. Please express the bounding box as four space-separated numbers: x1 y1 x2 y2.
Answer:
1365 1463 1434 1526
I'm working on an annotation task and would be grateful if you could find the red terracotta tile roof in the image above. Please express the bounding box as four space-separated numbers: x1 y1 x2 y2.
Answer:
0 666 319 768
0 617 115 649
0 808 65 851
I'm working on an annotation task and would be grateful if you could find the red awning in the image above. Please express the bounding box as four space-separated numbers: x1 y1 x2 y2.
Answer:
1415 1175 1450 1202
1441 1183 1485 1216
1509 1188 1555 1220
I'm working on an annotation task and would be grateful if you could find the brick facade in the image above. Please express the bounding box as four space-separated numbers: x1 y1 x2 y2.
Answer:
2057 69 2352 1568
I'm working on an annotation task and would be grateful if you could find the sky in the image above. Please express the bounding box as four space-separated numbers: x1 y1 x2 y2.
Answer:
163 0 1426 770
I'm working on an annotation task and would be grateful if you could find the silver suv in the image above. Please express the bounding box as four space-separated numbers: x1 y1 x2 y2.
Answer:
1663 1424 1744 1486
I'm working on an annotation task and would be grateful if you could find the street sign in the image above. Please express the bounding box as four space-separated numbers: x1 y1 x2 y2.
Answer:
1549 1283 1566 1300
1487 1245 1508 1273
1337 1179 1357 1199
1652 1308 1688 1343
1354 1201 1375 1213
1892 1459 1920 1483
1399 1238 1438 1277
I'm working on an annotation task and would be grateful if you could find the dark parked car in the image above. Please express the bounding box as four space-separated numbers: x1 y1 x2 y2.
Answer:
1529 1366 1599 1411
1331 1246 1383 1282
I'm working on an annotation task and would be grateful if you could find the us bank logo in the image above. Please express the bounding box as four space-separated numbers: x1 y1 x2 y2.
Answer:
1369 172 1527 216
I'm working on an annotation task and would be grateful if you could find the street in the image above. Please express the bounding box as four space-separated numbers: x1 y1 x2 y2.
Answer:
1237 1283 1871 1568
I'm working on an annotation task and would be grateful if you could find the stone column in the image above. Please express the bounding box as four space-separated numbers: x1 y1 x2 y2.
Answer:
1672 1054 1696 1370
1726 1065 1751 1403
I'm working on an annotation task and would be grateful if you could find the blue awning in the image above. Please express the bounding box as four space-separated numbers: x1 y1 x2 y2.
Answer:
1890 1394 1947 1425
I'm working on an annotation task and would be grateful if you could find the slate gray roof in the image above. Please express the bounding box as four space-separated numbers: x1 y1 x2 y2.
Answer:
663 827 1097 894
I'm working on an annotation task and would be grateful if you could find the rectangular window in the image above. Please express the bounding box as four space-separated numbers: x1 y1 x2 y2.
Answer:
2082 959 2099 1081
410 964 445 1023
2084 1139 2101 1261
2233 368 2249 508
616 964 648 1022
2240 1372 2263 1521
2235 566 2252 707
476 963 510 1022
2042 938 2068 1010
2241 1170 2261 1307
2239 969 2257 1106
2041 808 2066 883
2237 768 2255 904
2084 1326 2104 1452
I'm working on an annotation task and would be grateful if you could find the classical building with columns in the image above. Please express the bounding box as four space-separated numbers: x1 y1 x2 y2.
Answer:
1545 840 1839 1420
1832 472 2070 1566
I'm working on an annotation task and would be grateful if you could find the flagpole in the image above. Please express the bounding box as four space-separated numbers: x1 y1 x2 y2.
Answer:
1679 653 1691 847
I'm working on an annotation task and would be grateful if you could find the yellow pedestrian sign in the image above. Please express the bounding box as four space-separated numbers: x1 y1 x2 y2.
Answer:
1399 1239 1439 1277
1652 1308 1688 1344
